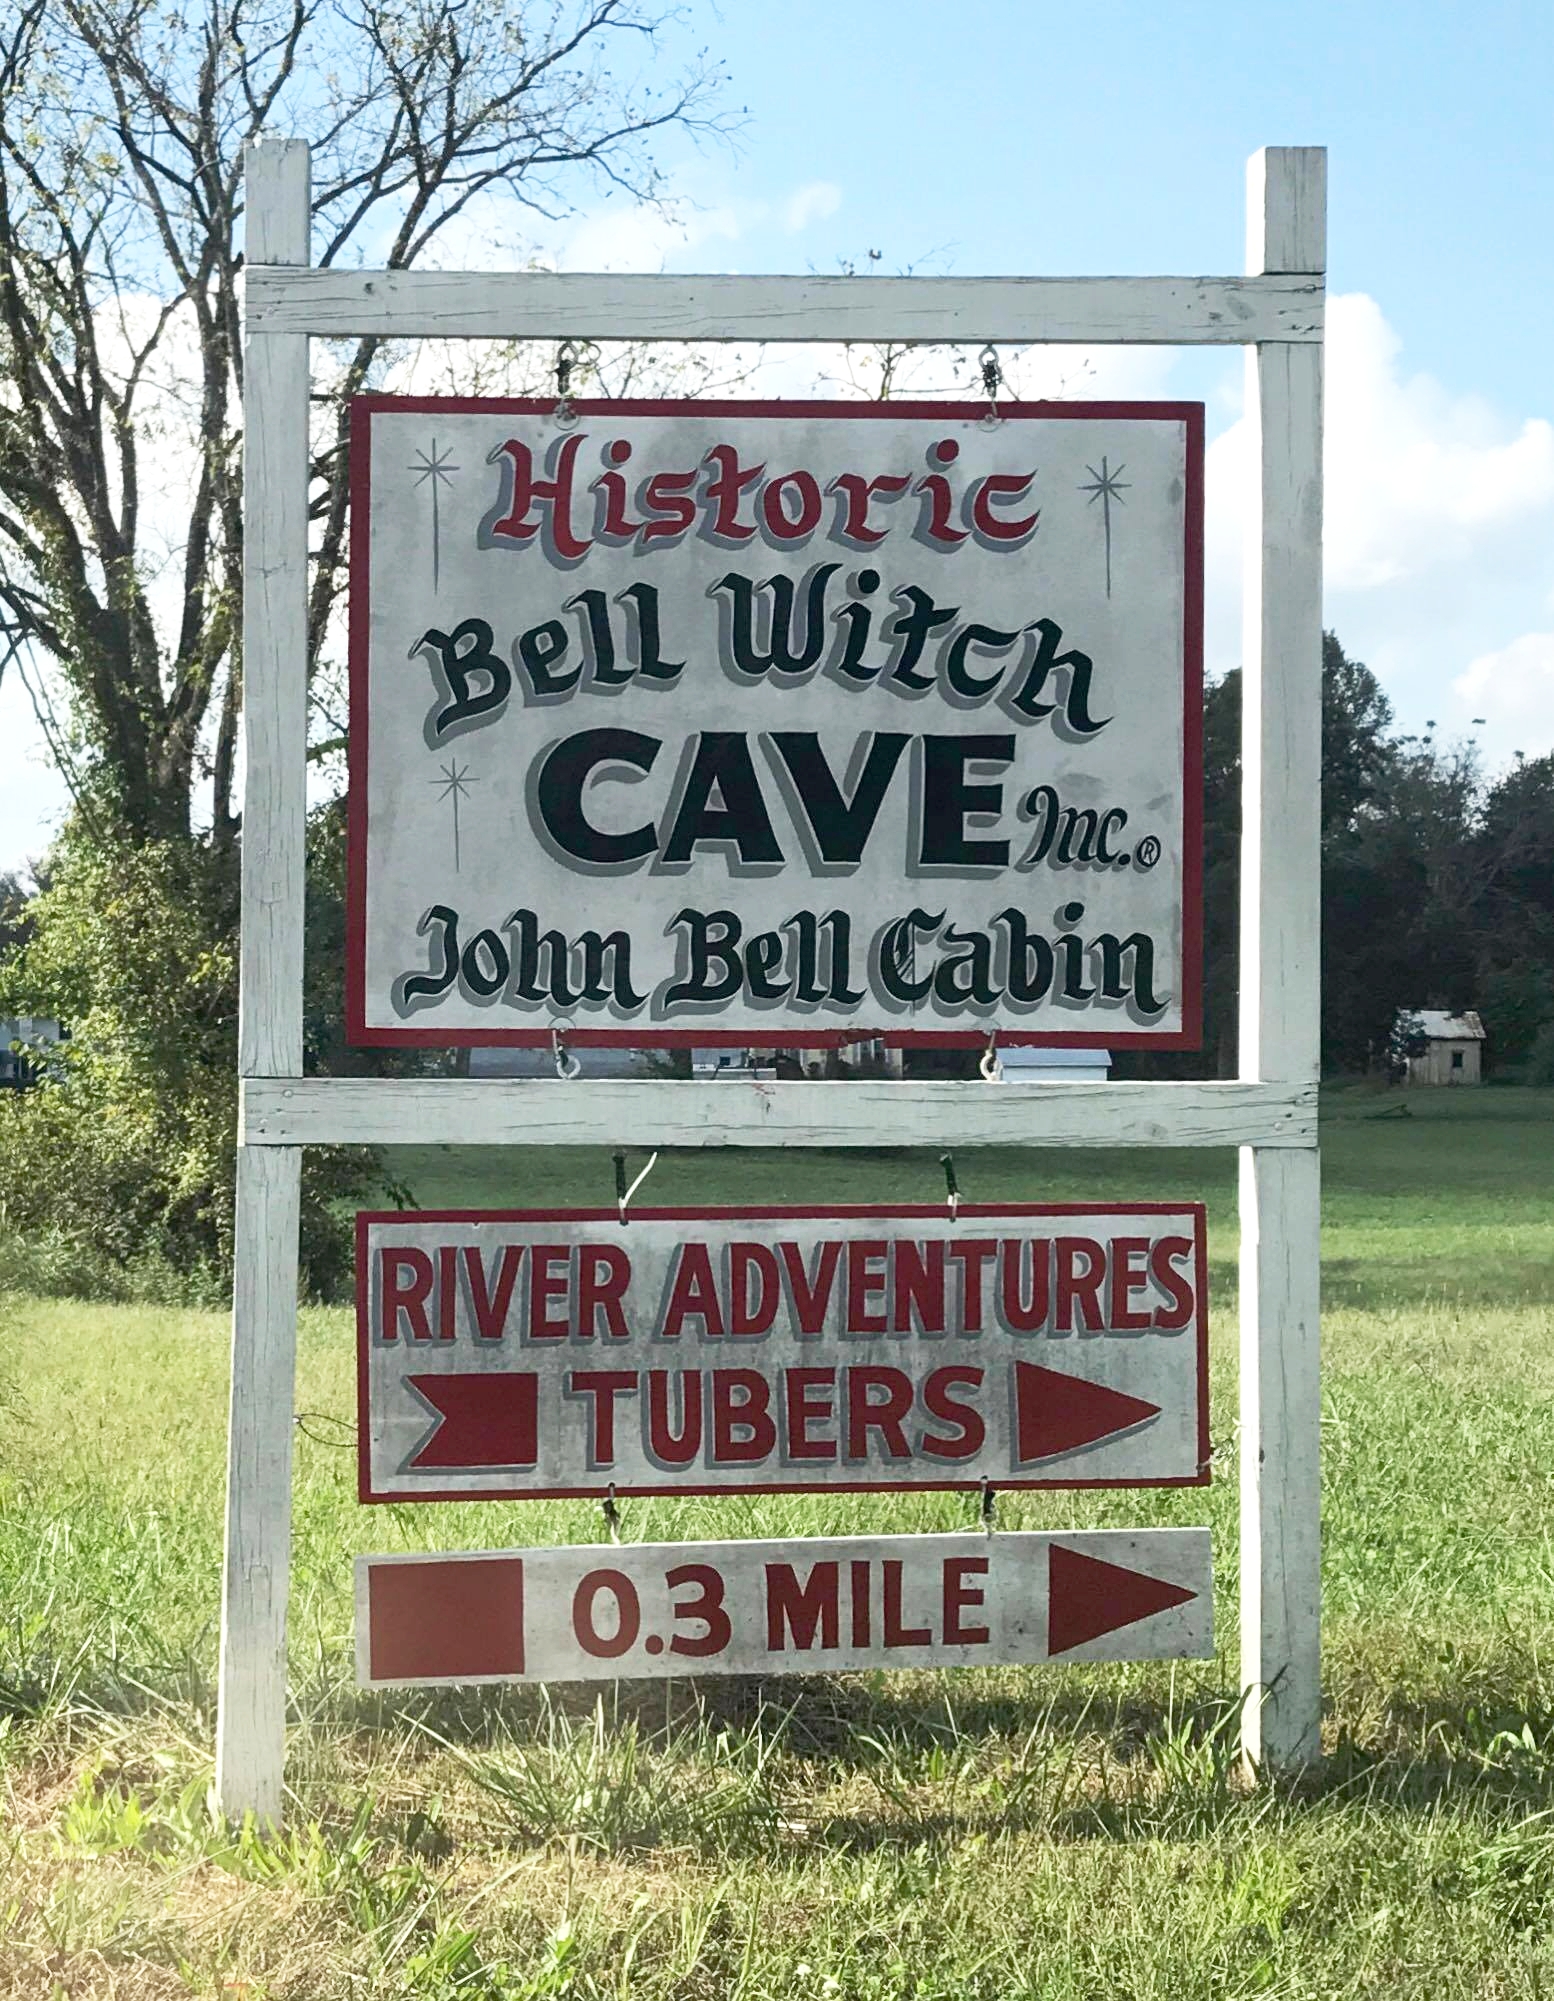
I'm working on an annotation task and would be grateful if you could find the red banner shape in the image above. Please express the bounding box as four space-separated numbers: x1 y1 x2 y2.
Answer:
407 1373 539 1468
1047 1542 1197 1655
1012 1361 1161 1462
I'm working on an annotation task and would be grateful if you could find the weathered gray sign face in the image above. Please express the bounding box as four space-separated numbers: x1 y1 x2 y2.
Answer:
348 398 1203 1048
355 1529 1214 1687
356 1205 1208 1500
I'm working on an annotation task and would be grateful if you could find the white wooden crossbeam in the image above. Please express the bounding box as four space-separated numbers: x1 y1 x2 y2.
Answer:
239 1076 1316 1152
246 267 1322 345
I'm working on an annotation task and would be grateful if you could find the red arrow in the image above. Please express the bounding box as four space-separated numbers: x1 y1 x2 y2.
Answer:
407 1373 538 1469
1012 1360 1161 1461
1047 1542 1198 1655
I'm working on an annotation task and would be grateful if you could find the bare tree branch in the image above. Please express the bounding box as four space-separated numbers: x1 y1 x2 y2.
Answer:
0 0 730 843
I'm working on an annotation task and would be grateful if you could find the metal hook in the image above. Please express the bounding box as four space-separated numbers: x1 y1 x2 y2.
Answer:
979 1030 1003 1083
977 342 1003 430
601 1482 622 1544
552 1025 581 1080
940 1152 960 1224
553 339 598 428
554 339 580 428
614 1148 659 1225
980 1477 997 1535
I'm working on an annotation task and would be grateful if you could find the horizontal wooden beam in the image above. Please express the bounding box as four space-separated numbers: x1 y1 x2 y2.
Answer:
240 1078 1316 1151
246 269 1322 346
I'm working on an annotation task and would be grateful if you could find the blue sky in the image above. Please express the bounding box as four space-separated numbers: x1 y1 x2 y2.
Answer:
670 0 1552 410
3 0 1551 870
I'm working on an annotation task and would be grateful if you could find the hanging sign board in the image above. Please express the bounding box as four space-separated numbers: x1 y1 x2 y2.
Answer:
356 1528 1213 1687
347 397 1203 1049
356 1204 1208 1502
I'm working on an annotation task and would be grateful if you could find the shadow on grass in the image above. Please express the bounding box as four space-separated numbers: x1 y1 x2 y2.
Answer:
16 1647 1554 1855
304 1664 1554 1850
0 1652 214 1729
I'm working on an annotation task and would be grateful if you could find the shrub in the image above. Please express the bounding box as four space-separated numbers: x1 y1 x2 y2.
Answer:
0 824 374 1301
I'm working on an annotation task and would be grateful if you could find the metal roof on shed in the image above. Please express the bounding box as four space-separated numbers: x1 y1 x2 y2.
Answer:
1407 1010 1486 1041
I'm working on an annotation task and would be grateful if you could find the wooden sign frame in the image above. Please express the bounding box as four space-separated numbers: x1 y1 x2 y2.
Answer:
219 138 1324 1823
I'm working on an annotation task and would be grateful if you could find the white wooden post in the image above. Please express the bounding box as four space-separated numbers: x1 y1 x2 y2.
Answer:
215 137 311 1825
1238 147 1326 1771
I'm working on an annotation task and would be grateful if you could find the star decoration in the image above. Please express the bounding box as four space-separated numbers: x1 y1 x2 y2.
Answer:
409 439 460 590
1078 455 1130 598
430 758 476 871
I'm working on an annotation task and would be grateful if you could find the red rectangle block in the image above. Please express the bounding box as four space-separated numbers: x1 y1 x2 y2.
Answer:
366 1556 525 1681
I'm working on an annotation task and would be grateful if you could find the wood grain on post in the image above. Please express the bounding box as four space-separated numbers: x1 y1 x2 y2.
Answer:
215 1142 302 1824
1238 146 1326 1774
215 135 310 1827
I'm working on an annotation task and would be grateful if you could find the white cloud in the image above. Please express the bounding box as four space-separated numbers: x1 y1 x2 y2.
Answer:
1322 295 1554 591
523 173 840 273
1455 633 1554 760
555 195 742 272
781 181 841 233
405 178 753 276
1205 293 1554 771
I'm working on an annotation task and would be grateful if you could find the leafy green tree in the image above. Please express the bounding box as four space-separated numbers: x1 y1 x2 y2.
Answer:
0 827 376 1294
1472 754 1554 1065
1322 718 1483 1072
1180 634 1519 1077
0 869 33 960
1197 662 1241 1075
1188 633 1403 1074
1320 630 1398 837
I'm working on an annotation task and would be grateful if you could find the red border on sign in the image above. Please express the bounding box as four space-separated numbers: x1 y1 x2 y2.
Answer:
346 398 1205 1051
354 1202 1211 1503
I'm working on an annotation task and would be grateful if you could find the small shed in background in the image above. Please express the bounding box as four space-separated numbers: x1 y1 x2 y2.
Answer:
1403 1009 1485 1086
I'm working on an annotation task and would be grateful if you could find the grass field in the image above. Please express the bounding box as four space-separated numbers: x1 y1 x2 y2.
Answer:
3 1086 1553 1998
